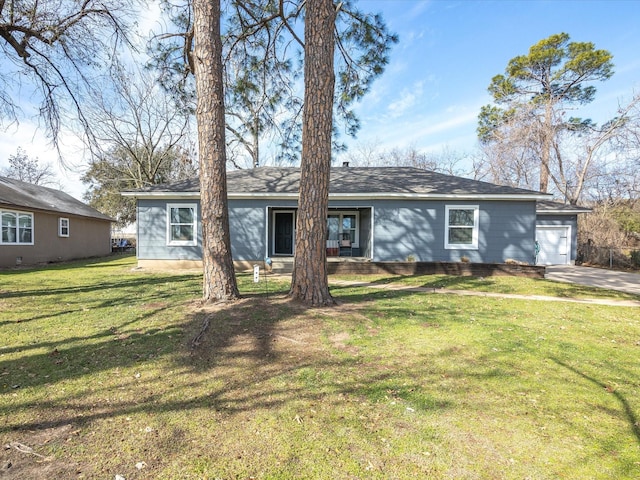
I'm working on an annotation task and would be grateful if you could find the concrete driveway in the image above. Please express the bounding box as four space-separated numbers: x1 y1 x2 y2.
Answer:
545 265 640 296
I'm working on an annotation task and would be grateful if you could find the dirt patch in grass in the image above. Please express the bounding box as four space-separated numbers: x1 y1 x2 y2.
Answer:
2 425 82 479
188 294 324 351
1 294 377 479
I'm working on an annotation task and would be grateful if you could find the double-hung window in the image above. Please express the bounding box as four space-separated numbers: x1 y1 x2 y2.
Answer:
1 210 34 245
342 215 357 244
326 211 359 246
445 205 479 249
167 204 197 246
59 218 70 237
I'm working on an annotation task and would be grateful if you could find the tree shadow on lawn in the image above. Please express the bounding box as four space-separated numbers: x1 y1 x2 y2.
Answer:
0 286 454 435
551 357 640 446
0 269 203 331
17 277 639 478
0 285 466 478
0 254 136 275
0 273 200 301
359 273 640 300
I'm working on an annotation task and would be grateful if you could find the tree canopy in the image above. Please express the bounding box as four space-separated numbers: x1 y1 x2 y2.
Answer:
477 32 615 199
149 0 397 168
0 0 136 144
1 147 57 186
81 66 196 227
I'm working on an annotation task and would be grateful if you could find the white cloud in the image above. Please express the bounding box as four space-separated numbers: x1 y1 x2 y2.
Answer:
0 121 87 199
348 100 483 156
387 81 425 117
417 109 478 137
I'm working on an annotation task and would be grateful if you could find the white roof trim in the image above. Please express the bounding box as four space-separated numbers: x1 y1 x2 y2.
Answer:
125 191 551 201
536 207 591 215
121 191 199 199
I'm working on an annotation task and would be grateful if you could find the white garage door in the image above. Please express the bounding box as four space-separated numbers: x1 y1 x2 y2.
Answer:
536 226 570 265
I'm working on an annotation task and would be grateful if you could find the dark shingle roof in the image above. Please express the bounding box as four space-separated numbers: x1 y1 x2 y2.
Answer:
536 199 592 214
0 176 113 221
129 166 548 197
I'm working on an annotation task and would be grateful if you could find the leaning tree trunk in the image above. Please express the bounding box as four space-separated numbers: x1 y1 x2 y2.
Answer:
289 0 336 306
193 0 240 301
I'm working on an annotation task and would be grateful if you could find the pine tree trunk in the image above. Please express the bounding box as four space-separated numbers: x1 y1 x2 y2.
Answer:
539 103 553 193
193 0 240 302
289 0 336 306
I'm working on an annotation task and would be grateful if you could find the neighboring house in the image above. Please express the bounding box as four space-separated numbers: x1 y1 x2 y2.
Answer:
0 176 113 267
123 166 588 270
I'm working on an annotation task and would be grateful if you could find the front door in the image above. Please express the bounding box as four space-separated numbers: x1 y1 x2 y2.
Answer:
274 211 295 255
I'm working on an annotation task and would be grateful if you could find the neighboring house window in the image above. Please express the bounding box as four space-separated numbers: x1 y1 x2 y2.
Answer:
445 205 479 249
59 218 70 237
167 204 197 246
1 210 34 245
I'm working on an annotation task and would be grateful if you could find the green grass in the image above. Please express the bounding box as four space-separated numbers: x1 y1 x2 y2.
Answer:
335 272 640 302
1 256 639 479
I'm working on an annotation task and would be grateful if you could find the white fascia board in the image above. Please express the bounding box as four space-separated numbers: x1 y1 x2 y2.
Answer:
328 193 552 201
120 191 200 200
229 193 298 199
125 191 552 202
229 193 552 201
329 193 552 201
536 208 592 215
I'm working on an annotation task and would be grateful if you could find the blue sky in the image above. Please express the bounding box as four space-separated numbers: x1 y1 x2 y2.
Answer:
1 0 639 199
338 0 640 157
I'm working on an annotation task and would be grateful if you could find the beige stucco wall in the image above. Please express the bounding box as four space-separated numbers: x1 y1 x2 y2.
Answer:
0 211 112 267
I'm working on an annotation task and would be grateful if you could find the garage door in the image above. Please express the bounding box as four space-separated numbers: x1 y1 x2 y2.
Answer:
536 226 570 265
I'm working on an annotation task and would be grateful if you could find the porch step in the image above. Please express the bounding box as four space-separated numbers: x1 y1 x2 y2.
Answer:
271 258 294 274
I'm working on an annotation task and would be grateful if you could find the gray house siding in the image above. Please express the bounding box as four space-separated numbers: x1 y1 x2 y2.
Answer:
372 200 536 264
125 167 559 269
229 200 268 260
137 198 538 266
137 199 203 261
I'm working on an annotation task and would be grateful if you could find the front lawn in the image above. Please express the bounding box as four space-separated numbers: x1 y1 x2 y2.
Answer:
1 256 639 479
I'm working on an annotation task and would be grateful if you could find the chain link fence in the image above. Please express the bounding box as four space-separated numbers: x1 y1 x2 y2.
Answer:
577 243 640 269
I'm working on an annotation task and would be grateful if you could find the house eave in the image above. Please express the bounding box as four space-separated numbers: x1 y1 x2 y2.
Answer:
0 201 115 222
326 193 552 201
126 191 552 202
121 191 200 200
536 208 592 215
234 193 553 201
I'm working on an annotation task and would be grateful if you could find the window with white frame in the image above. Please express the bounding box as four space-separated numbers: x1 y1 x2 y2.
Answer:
1 210 34 245
167 203 197 246
59 217 70 237
326 211 359 246
445 205 479 249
